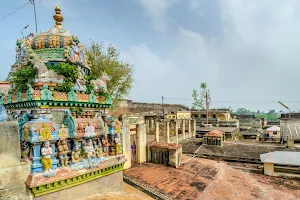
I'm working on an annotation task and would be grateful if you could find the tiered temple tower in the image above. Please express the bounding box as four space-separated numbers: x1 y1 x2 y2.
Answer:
2 6 125 198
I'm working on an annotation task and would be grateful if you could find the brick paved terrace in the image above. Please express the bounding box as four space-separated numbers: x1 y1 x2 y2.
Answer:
124 156 300 200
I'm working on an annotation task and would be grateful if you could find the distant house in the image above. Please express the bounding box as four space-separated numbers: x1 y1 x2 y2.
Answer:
280 113 300 142
265 126 280 141
203 130 225 146
261 151 300 177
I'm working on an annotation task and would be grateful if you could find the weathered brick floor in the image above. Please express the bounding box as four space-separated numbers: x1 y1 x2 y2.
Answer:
85 182 154 200
124 156 300 200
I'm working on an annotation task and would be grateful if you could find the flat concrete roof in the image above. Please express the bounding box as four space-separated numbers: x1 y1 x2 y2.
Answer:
260 151 300 166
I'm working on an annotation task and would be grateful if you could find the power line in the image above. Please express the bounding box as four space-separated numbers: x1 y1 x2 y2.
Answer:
0 2 31 22
163 97 300 104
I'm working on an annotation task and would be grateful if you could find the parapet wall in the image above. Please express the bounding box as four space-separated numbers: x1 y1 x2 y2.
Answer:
119 100 189 114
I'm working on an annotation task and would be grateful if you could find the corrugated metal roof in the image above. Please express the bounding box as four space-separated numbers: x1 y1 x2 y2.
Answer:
260 151 300 166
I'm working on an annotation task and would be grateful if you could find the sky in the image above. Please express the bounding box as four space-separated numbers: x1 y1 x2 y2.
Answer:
1 0 300 112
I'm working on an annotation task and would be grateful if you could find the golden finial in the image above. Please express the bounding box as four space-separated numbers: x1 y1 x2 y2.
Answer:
53 5 63 28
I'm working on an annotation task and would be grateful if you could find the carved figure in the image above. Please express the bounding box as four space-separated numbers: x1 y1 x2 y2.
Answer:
71 143 82 163
84 139 96 158
39 123 52 141
63 110 76 138
40 84 53 101
114 133 122 155
94 140 103 158
58 139 69 167
58 124 68 139
22 125 30 141
91 73 110 93
26 84 33 101
41 140 53 173
101 135 109 157
84 121 95 138
20 141 30 161
68 36 85 64
74 68 87 92
16 39 28 64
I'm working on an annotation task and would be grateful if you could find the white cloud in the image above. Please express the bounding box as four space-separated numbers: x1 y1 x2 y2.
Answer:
126 0 300 111
135 0 176 31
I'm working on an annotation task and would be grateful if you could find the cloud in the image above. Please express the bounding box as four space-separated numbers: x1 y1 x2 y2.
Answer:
135 0 176 31
122 27 219 105
125 0 300 111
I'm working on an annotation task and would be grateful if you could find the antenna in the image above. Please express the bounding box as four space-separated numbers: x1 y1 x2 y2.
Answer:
278 101 291 113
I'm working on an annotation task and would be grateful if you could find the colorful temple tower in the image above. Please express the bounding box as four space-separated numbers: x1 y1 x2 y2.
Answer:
3 6 126 198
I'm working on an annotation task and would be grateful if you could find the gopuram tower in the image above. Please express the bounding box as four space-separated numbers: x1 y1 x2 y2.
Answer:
2 6 126 199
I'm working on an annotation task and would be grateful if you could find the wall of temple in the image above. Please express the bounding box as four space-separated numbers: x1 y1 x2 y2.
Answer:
34 171 123 200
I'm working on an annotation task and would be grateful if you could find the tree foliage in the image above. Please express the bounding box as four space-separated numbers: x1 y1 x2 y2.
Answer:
10 66 37 92
86 42 134 108
233 108 280 120
192 82 210 110
47 62 79 92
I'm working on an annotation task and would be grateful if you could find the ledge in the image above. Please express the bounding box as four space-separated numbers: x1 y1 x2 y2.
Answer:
29 161 125 197
4 100 111 109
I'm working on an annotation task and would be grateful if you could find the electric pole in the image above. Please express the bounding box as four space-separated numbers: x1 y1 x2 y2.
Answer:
30 0 38 34
162 96 165 118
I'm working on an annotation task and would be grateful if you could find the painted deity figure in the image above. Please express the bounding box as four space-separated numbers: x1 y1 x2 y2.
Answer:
41 140 53 173
58 139 69 167
71 143 82 163
20 141 30 162
68 36 85 64
101 135 109 157
74 67 87 92
39 123 52 141
114 133 122 155
84 121 96 138
84 139 96 158
94 140 103 158
16 39 28 64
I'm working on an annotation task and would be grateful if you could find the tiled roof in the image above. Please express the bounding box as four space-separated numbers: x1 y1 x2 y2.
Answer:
203 130 224 137
147 141 181 150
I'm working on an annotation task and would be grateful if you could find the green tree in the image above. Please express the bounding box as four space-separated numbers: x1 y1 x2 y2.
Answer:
10 66 37 92
86 42 134 108
192 82 210 110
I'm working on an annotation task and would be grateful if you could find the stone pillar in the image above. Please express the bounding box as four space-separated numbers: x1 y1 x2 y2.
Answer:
193 119 197 138
287 137 294 148
137 124 147 164
146 119 149 134
0 121 30 200
188 120 191 139
122 125 132 169
166 121 170 143
155 121 159 142
182 120 186 140
175 120 179 144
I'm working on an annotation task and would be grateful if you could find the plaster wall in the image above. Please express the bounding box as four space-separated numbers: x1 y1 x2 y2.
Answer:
137 124 147 164
0 121 31 200
264 163 274 176
34 171 123 200
122 125 132 169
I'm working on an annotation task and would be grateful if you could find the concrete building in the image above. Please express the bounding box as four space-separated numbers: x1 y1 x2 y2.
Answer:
176 110 191 119
146 141 182 168
280 113 300 142
265 126 280 141
261 151 300 177
203 130 225 146
191 109 232 121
